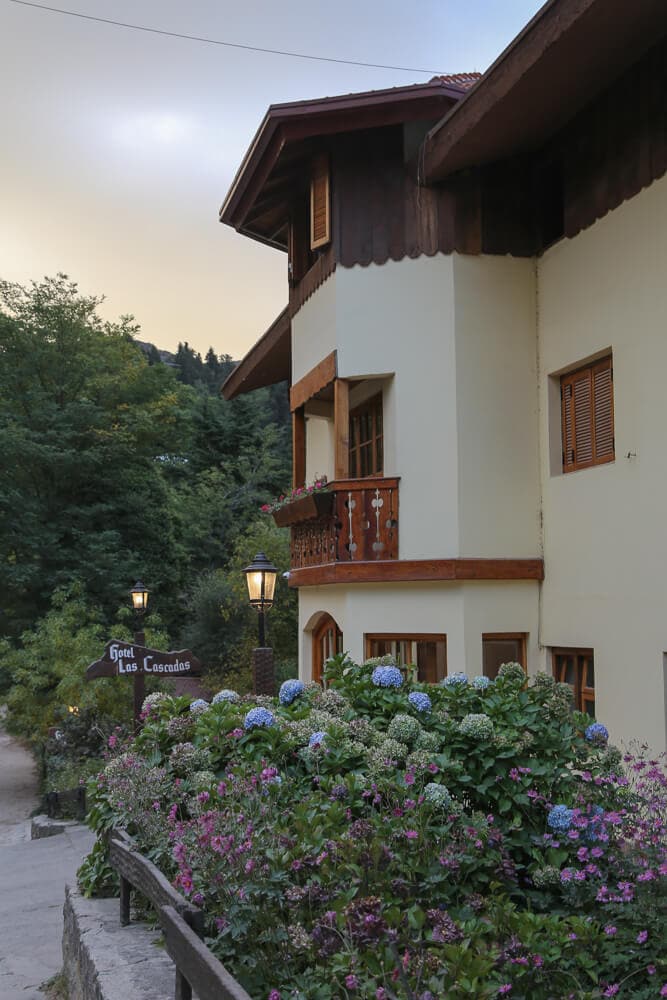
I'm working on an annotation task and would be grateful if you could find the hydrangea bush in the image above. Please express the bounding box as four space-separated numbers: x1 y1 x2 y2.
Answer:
80 661 667 999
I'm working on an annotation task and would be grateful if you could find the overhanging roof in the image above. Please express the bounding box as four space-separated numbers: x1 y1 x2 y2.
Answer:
219 77 477 248
221 307 290 400
422 0 667 182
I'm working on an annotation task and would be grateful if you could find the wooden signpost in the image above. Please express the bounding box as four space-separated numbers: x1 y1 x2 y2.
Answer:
86 639 202 729
86 640 201 680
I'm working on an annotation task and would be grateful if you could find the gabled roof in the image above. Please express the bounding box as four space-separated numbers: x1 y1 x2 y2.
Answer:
422 0 667 182
219 77 473 248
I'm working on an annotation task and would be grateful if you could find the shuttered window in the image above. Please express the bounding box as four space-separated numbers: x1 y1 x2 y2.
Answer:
310 153 331 250
561 356 614 473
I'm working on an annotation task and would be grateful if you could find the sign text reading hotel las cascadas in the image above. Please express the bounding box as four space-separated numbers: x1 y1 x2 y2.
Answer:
86 640 201 679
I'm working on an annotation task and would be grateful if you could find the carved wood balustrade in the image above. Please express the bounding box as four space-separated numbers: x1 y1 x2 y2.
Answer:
290 477 399 570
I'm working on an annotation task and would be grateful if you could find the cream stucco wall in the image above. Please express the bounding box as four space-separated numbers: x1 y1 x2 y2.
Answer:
292 254 540 562
453 256 540 557
298 581 540 682
537 172 667 753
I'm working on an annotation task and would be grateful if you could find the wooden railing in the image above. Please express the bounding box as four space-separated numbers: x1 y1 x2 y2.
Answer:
109 829 251 1000
290 477 399 570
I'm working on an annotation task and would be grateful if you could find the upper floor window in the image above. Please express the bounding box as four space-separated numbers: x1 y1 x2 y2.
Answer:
310 153 330 250
349 393 383 478
561 355 614 473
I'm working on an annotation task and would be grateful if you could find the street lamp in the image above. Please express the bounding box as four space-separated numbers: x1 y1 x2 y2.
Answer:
130 580 150 615
130 581 149 729
243 552 278 695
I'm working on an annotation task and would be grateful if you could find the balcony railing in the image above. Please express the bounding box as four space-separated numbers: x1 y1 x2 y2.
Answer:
290 477 399 570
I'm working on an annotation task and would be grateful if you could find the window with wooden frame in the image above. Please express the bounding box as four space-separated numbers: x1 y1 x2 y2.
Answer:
310 153 330 250
552 647 595 716
349 393 383 478
561 356 614 473
365 634 447 684
312 613 343 685
482 633 527 680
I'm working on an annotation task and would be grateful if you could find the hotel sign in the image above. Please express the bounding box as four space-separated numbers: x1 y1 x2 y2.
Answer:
86 640 201 680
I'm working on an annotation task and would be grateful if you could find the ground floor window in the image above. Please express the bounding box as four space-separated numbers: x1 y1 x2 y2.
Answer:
482 633 527 680
312 614 343 683
365 634 447 684
552 647 595 715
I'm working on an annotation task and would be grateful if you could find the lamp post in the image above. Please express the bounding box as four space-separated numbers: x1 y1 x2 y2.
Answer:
243 552 277 695
130 580 149 729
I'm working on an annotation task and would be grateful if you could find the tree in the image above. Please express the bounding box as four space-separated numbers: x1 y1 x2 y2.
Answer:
0 274 193 639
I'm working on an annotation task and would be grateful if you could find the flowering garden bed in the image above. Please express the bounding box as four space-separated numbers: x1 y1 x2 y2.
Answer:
79 660 667 999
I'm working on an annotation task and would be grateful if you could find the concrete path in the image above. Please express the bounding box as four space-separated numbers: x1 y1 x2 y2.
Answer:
0 720 95 998
0 721 40 845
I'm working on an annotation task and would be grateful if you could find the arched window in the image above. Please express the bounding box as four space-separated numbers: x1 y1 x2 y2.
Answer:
312 614 343 684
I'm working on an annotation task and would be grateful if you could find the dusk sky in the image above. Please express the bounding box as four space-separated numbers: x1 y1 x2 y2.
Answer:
0 1 543 359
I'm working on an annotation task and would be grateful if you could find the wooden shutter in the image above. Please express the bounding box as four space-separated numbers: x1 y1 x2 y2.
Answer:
561 356 614 472
310 154 330 250
593 357 614 460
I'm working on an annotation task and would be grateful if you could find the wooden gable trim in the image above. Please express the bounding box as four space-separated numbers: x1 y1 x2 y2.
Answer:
288 558 544 588
289 351 337 411
220 84 463 239
221 306 290 400
422 0 667 183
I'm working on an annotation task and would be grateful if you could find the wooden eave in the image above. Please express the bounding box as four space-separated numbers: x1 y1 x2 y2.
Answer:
219 82 466 248
221 306 290 400
422 0 667 182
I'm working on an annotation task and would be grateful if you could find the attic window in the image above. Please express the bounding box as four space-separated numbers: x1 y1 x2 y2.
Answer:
310 153 330 250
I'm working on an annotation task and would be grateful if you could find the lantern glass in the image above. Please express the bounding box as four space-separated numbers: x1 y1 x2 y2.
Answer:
243 553 278 611
131 581 149 613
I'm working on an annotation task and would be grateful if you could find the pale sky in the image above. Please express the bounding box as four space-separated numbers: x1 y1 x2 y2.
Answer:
0 1 543 359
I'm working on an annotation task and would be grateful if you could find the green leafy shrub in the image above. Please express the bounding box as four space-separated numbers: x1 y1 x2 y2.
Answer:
80 663 667 999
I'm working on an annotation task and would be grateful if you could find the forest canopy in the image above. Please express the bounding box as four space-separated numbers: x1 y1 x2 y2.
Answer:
0 274 295 719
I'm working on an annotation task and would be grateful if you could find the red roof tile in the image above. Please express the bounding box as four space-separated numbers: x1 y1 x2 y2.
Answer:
431 73 482 90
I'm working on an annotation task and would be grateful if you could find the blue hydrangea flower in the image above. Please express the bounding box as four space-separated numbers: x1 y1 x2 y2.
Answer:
441 672 468 689
212 689 239 705
371 666 403 688
585 722 609 745
309 731 326 747
279 679 305 705
244 707 275 730
547 804 574 833
472 675 491 690
408 691 432 713
189 698 209 715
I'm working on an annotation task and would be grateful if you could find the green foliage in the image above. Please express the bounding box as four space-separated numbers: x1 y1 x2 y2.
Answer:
182 516 297 680
0 273 296 720
2 584 169 742
81 668 667 998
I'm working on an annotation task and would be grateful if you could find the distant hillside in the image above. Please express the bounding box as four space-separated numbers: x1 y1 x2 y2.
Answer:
134 339 179 367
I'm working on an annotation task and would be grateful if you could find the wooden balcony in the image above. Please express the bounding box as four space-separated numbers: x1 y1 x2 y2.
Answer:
290 477 399 570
